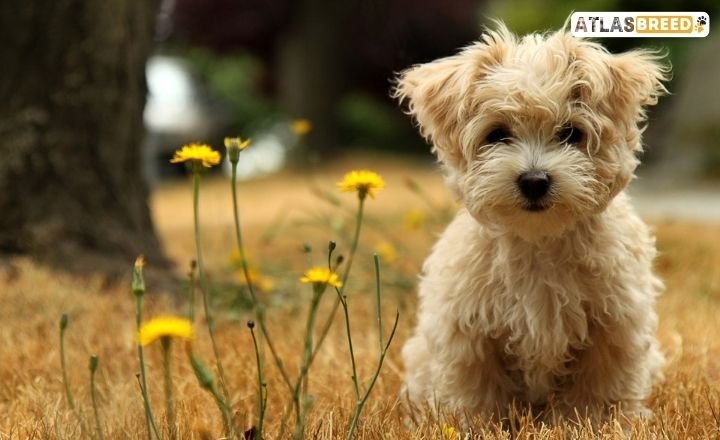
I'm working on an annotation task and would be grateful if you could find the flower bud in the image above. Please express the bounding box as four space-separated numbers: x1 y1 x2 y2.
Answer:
60 313 69 331
224 137 251 165
132 255 145 297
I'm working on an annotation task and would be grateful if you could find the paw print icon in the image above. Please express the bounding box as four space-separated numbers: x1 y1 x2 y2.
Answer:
697 16 707 25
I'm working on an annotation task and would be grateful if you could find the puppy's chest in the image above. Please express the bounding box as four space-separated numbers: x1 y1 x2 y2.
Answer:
472 253 594 373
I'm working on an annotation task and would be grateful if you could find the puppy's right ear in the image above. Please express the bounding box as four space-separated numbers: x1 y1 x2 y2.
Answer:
392 26 510 164
392 57 470 161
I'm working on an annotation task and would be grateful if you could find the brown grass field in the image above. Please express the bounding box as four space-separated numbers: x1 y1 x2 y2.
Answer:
2 154 719 439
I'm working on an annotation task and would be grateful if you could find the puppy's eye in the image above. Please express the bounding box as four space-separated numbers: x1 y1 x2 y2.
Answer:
486 127 511 144
556 125 583 145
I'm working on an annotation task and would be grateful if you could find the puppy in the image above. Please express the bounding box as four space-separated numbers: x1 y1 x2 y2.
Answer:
394 23 668 423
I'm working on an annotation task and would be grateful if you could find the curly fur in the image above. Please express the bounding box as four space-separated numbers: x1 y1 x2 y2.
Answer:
393 23 669 423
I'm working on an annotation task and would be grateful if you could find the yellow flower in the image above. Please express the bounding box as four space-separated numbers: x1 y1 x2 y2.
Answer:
137 316 194 346
336 170 385 199
290 119 312 136
223 137 251 151
170 143 221 168
375 241 397 264
300 267 342 289
403 208 425 230
441 424 459 440
132 255 146 296
238 268 274 293
224 137 250 164
228 248 253 268
134 255 145 270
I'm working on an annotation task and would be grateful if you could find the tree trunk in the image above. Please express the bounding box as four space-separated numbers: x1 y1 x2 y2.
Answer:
277 0 348 162
0 0 166 272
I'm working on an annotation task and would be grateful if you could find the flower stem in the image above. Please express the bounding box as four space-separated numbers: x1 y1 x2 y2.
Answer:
229 161 293 395
341 194 366 288
281 196 368 436
192 172 231 403
373 255 384 353
188 260 197 322
311 196 366 367
249 323 267 439
188 350 236 437
135 296 161 440
161 338 176 440
337 290 360 400
345 312 398 439
293 286 325 440
59 314 90 437
345 257 400 439
89 355 104 440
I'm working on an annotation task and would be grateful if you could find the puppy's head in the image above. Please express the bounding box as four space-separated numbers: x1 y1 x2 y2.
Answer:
394 23 669 240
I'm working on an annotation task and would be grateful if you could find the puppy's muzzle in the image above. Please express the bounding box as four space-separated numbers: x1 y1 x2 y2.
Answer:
518 170 551 211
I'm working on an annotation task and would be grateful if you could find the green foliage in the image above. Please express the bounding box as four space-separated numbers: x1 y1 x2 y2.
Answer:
485 0 618 35
183 48 276 131
696 125 720 177
338 92 412 149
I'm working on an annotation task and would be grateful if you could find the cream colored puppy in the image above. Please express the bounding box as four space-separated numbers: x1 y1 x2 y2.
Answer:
394 24 668 423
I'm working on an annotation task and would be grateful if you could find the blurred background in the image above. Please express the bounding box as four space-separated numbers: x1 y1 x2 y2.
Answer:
145 0 720 181
0 0 718 269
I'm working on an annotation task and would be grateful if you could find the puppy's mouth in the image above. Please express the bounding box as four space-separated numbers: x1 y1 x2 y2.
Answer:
522 202 549 212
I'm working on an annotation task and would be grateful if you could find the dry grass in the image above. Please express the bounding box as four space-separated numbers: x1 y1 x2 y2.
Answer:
1 155 719 439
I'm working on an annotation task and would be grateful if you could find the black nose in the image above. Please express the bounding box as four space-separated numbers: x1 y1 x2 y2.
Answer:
518 170 550 201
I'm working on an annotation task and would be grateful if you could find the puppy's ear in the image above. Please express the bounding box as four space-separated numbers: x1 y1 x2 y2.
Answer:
594 50 669 197
392 57 470 161
607 50 670 119
392 27 511 164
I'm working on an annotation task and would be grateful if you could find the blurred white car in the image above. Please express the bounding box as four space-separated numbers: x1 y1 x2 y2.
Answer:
143 55 232 183
221 120 305 181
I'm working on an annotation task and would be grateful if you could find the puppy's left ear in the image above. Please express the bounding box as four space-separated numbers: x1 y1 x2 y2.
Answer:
607 50 670 116
601 51 669 196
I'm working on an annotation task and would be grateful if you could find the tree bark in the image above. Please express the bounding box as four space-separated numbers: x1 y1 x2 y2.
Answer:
0 0 166 272
277 0 348 161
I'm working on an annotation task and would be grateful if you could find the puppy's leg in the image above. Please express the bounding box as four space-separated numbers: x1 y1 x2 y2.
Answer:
400 333 434 412
402 324 515 422
557 321 663 423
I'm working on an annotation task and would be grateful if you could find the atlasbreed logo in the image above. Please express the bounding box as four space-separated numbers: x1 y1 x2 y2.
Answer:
571 12 709 37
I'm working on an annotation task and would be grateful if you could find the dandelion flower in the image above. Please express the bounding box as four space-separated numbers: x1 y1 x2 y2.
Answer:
132 255 146 296
403 208 425 230
228 248 253 268
375 241 397 264
441 424 459 440
290 119 312 136
137 316 194 346
224 136 250 165
170 143 221 168
223 137 251 151
300 267 342 289
237 268 274 293
336 170 384 199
